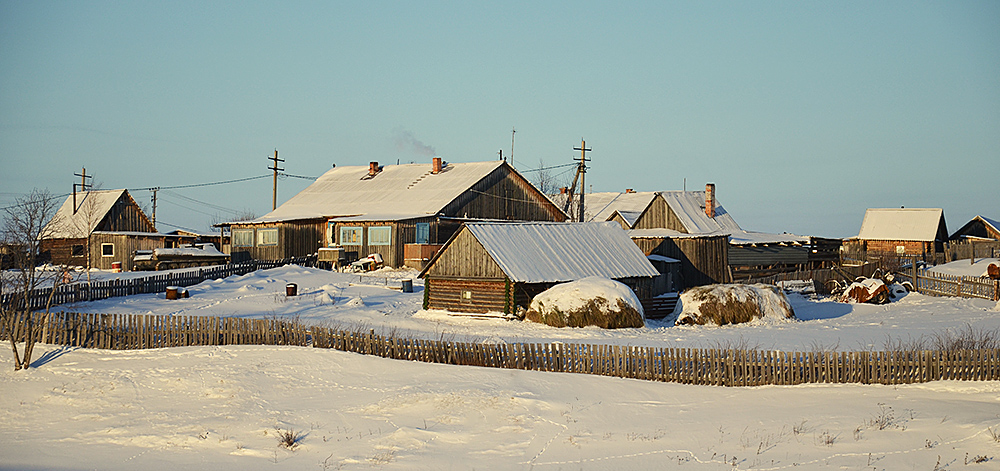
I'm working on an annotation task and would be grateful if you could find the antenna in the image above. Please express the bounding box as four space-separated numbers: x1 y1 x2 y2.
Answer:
510 127 516 169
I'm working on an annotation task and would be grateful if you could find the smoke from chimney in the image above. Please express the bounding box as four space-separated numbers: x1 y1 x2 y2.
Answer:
392 127 436 157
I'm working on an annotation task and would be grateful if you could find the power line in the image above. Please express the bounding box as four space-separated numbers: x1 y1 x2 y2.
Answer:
162 189 239 215
518 162 577 173
132 174 271 192
280 173 318 180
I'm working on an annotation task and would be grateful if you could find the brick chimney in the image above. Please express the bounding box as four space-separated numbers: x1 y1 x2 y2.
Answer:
432 157 442 174
705 183 716 218
559 187 568 194
369 161 379 176
625 189 634 194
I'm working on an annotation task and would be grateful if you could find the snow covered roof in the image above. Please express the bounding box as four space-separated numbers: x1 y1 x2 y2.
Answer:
659 191 742 234
728 231 809 246
629 228 729 239
856 208 947 242
461 222 659 283
45 190 136 239
584 192 658 224
981 216 1000 234
244 161 515 223
583 190 742 234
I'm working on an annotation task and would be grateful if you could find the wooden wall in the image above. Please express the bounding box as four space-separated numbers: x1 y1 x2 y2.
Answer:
423 228 506 279
632 197 678 231
98 192 156 233
425 277 511 314
633 235 729 288
441 164 566 222
229 220 325 263
729 245 809 268
42 234 196 270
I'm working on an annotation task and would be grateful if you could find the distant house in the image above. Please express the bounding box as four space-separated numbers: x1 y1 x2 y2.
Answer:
579 184 831 283
950 216 1000 242
41 189 196 270
223 158 567 267
846 208 949 259
419 222 660 316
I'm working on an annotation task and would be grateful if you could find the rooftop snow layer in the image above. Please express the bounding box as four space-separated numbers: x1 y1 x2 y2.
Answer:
857 208 945 242
248 161 507 223
45 190 135 239
465 222 659 283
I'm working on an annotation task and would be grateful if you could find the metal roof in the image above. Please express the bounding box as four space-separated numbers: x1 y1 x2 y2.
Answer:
44 190 133 239
463 222 659 283
857 208 946 242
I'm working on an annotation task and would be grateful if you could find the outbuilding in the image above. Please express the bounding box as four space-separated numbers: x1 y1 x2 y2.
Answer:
419 222 659 316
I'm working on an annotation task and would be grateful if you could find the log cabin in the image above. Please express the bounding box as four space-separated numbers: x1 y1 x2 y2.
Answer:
419 221 659 316
223 158 567 267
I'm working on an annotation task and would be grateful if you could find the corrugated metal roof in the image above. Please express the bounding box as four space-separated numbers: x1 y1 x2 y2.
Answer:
45 190 129 239
252 161 507 223
466 222 659 283
659 191 742 234
857 208 945 242
584 192 658 224
629 228 729 239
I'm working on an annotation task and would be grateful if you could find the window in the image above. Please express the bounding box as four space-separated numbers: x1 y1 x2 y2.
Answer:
327 221 337 246
233 229 254 247
340 226 363 245
257 228 278 246
368 226 391 246
101 243 114 257
71 245 85 257
415 223 429 244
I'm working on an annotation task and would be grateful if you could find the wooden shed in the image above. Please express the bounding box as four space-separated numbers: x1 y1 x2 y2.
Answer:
224 159 566 267
628 229 730 288
419 222 659 315
950 216 1000 241
846 208 949 260
39 189 191 270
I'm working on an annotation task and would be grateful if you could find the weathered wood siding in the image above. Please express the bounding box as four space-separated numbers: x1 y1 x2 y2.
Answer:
633 235 729 288
423 228 506 279
90 233 195 271
425 277 511 314
441 164 566 222
97 192 156 233
632 196 676 230
230 220 325 262
729 245 809 267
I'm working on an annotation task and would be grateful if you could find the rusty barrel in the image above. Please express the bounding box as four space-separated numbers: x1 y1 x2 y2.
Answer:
286 283 297 296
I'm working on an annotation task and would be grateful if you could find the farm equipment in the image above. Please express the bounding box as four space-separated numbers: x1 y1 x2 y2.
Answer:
348 253 384 272
828 268 913 304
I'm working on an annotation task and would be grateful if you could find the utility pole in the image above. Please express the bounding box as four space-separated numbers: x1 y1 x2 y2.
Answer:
149 187 159 230
510 127 516 169
573 139 592 222
72 167 93 214
268 149 284 211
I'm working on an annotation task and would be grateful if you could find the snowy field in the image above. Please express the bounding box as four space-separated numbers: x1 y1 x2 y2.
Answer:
2 265 1000 470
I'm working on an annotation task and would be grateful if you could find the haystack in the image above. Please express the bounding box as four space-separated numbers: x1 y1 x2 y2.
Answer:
525 277 644 328
674 284 795 326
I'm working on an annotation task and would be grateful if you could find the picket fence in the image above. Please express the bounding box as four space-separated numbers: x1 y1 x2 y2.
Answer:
1 256 316 311
4 311 998 386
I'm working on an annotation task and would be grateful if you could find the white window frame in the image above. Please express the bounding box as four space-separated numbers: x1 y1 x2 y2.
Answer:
340 226 363 245
232 229 254 247
101 243 114 257
368 226 391 246
257 228 279 246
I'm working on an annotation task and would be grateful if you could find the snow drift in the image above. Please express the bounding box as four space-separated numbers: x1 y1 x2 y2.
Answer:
525 277 644 328
674 284 796 326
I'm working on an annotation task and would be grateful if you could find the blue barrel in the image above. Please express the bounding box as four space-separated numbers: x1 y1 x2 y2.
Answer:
401 279 413 293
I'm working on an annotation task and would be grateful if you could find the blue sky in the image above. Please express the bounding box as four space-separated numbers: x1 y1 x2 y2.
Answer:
2 1 997 237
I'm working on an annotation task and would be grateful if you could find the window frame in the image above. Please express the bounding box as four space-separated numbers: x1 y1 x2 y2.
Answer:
415 223 430 244
256 228 279 247
340 226 363 245
232 229 254 247
101 243 114 257
368 226 392 246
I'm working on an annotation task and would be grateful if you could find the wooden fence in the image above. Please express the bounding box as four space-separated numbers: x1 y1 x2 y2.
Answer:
4 310 996 386
898 271 998 301
1 256 317 311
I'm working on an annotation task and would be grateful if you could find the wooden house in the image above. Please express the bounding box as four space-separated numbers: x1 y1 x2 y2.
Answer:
224 158 567 267
583 184 824 284
847 208 949 259
419 222 660 316
950 216 1000 241
40 189 195 271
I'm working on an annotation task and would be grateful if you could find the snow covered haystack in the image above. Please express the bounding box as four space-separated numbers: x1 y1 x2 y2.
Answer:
525 277 644 328
674 284 795 326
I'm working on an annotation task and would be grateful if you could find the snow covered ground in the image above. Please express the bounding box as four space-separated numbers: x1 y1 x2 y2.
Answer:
928 258 1000 278
2 265 1000 470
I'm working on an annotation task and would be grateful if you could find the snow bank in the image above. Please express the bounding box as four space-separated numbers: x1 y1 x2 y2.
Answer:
525 277 644 328
928 258 999 278
675 284 796 326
